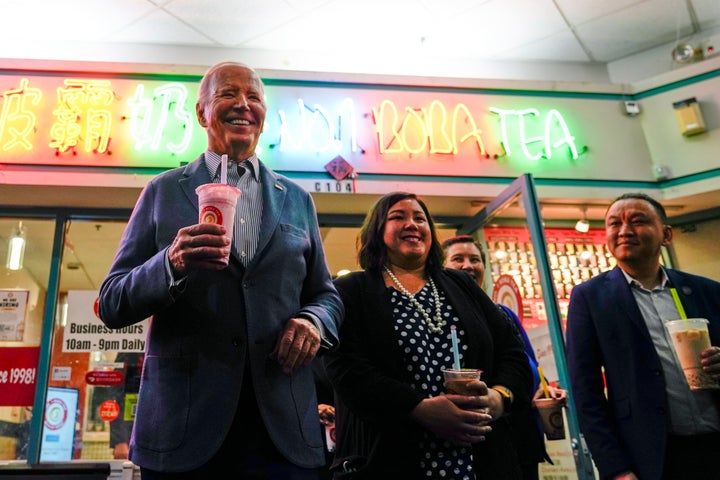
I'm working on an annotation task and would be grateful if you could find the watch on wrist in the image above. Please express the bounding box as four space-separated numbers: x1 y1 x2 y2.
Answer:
491 385 513 414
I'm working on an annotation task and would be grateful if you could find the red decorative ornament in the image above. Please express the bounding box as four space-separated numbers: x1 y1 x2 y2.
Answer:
325 156 354 181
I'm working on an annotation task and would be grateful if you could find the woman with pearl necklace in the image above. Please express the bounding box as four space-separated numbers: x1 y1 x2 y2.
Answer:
324 191 533 480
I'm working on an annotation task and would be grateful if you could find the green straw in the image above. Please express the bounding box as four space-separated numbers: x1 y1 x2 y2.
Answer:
670 288 687 319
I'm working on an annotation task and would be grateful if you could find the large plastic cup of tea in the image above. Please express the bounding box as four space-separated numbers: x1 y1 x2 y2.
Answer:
195 183 241 265
665 318 719 390
441 368 482 395
533 397 566 440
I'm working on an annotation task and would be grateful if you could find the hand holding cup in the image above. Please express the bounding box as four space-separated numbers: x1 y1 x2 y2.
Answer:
665 318 720 390
168 223 232 275
533 396 566 440
701 345 720 379
442 368 483 395
441 367 498 419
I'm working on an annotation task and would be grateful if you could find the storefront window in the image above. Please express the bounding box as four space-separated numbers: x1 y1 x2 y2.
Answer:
43 219 134 461
0 218 56 461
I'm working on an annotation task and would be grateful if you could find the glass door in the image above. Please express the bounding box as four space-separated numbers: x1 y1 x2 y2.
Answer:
0 217 58 463
457 174 597 480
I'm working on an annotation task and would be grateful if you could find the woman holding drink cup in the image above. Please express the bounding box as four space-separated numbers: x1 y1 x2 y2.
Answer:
324 192 532 479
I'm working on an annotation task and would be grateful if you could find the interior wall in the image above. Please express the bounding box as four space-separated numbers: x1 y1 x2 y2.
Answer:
671 218 720 282
639 73 720 201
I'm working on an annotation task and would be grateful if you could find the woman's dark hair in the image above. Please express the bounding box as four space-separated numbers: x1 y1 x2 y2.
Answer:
609 192 668 223
357 192 443 274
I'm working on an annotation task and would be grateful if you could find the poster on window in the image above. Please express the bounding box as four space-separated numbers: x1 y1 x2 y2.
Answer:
62 290 149 352
0 290 29 341
0 346 40 406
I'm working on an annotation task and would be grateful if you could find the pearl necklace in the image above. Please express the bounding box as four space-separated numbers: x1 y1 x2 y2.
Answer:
383 266 446 334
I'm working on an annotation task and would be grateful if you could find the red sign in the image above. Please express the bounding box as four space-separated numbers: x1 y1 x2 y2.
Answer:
485 226 606 245
85 370 124 386
98 400 121 422
0 347 40 406
492 274 524 321
325 155 354 180
44 397 69 430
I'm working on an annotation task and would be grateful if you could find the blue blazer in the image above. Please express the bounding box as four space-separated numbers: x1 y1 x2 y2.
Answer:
565 266 720 480
98 154 344 471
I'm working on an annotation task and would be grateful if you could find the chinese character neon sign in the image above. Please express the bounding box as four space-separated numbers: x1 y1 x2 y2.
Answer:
127 83 194 155
0 78 42 152
50 79 114 153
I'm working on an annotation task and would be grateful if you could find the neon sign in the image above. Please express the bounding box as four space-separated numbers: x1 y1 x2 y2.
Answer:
372 100 487 155
127 83 194 155
1 78 42 152
0 73 587 173
277 98 359 153
50 79 114 154
490 107 579 160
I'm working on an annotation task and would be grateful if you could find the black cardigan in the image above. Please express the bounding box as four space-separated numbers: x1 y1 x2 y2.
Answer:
325 268 533 480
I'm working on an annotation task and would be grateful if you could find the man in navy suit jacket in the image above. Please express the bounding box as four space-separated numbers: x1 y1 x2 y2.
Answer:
99 62 343 479
566 193 720 480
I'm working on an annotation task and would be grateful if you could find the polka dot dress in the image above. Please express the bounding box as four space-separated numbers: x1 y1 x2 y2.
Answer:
388 282 477 480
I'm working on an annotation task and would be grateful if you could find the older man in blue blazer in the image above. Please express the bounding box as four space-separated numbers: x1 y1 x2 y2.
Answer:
99 62 343 479
565 193 720 480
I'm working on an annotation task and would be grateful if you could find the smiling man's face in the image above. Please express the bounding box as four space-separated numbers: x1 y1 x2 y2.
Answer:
196 64 267 160
605 198 672 268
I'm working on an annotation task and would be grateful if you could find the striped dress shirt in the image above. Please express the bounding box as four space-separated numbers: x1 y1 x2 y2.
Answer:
205 151 263 267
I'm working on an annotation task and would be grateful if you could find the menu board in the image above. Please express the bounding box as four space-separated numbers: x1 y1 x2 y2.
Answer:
484 227 615 330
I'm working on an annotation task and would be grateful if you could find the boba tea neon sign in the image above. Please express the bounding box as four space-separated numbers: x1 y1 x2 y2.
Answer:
368 100 579 160
0 74 584 171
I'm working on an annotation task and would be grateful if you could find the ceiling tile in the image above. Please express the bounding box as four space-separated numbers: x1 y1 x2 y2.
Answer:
555 0 642 25
4 0 156 42
163 0 302 45
692 0 720 31
418 0 492 18
419 0 569 58
575 0 693 61
242 0 436 53
283 0 338 9
500 30 593 62
113 8 216 45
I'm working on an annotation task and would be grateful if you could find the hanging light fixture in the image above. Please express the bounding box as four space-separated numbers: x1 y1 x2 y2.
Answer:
6 222 26 270
575 208 590 233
